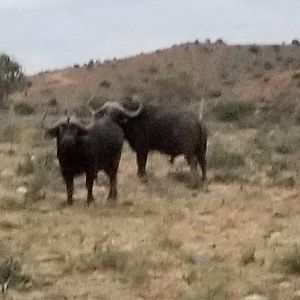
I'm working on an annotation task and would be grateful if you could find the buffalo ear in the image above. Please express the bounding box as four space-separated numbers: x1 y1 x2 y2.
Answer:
45 126 59 138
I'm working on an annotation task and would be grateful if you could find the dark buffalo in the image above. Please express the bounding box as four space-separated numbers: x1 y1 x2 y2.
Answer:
45 116 123 205
93 100 207 185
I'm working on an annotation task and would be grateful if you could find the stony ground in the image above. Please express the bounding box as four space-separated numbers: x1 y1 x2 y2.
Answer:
0 121 300 300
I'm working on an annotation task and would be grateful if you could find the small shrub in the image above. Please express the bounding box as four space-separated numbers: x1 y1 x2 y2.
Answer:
208 89 222 98
47 97 58 107
0 258 30 291
259 96 296 124
14 102 35 115
240 245 255 265
284 56 294 67
215 38 225 45
211 99 255 123
187 282 230 300
248 45 260 54
148 65 158 74
264 61 272 70
183 270 198 285
158 236 182 250
0 123 19 144
87 59 94 69
154 72 198 102
291 39 300 46
16 154 34 176
292 72 300 79
281 245 300 274
78 243 151 285
272 45 280 55
17 152 59 201
213 170 246 184
99 80 111 89
208 143 245 170
40 88 52 96
73 64 80 69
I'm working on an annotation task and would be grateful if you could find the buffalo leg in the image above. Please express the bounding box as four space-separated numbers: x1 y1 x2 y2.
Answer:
108 172 118 201
86 172 95 205
136 151 148 179
196 151 207 183
64 176 74 205
105 168 118 201
185 155 199 188
106 153 121 201
196 151 208 191
169 156 175 165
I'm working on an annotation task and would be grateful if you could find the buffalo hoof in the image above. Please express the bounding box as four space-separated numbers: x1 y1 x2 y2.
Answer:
106 199 117 207
61 200 73 208
107 194 117 202
86 200 95 208
138 175 148 183
87 196 95 206
203 181 210 193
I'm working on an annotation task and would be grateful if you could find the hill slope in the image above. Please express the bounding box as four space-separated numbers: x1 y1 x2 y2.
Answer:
14 42 300 111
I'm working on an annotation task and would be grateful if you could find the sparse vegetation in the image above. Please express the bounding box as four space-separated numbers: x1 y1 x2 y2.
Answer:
0 258 30 292
211 99 256 124
1 42 300 299
14 101 35 115
280 245 300 274
78 242 152 285
208 143 245 170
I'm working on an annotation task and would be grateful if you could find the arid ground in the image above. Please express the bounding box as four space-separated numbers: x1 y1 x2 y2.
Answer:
1 42 300 299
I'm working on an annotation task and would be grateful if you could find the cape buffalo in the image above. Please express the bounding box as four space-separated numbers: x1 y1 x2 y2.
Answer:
93 100 207 185
45 116 123 205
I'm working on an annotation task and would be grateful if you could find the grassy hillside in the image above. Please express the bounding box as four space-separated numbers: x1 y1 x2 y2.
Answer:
0 42 300 299
14 42 300 110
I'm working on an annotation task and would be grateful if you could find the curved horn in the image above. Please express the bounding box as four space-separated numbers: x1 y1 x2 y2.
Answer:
99 101 143 118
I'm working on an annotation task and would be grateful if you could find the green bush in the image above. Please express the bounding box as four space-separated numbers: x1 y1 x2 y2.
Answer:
208 143 245 170
211 99 255 123
0 258 30 291
78 243 151 285
281 245 300 274
14 102 35 115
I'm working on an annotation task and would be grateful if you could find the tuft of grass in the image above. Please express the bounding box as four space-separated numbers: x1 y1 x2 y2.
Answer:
14 102 35 115
211 99 255 124
240 245 255 265
258 96 297 124
78 243 152 285
16 154 34 176
208 143 245 170
0 258 31 292
17 152 59 202
281 245 300 274
0 122 19 144
99 80 111 89
187 282 230 300
158 236 182 250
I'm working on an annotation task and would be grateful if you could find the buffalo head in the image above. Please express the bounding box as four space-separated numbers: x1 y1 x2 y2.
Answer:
44 116 89 148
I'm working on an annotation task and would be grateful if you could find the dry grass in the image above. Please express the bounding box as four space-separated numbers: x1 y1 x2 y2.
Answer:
0 112 299 299
1 42 300 299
